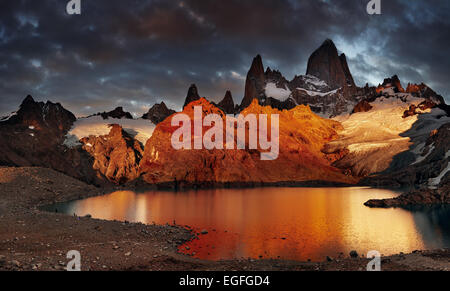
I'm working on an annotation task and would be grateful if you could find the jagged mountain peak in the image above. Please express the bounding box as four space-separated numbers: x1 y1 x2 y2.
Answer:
240 55 267 109
217 90 235 114
239 45 360 116
0 95 76 134
142 101 176 124
183 84 201 108
21 95 36 107
306 39 355 89
248 54 265 80
222 90 233 102
252 54 263 66
380 75 404 92
321 38 338 50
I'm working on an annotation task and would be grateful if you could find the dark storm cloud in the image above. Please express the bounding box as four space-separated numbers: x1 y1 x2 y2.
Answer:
0 0 449 117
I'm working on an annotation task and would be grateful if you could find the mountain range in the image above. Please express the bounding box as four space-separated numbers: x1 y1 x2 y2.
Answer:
0 39 448 202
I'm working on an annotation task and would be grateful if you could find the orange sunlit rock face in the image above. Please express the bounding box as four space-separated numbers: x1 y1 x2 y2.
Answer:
80 124 144 184
139 98 356 186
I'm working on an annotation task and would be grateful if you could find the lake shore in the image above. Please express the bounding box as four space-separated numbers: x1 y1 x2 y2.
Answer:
0 166 448 271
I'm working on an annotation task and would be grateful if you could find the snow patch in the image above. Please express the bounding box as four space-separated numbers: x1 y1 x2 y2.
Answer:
303 75 328 87
412 143 434 165
296 88 339 97
64 116 155 148
265 82 291 101
0 111 17 122
428 162 450 188
381 87 396 96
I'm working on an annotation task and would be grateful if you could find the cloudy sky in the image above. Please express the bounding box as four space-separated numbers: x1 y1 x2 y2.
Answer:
1 0 449 117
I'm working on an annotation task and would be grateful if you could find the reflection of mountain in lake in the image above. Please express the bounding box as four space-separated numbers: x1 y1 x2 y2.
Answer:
42 187 450 261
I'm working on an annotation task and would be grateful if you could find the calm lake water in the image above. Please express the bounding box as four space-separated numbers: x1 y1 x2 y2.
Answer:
44 187 450 261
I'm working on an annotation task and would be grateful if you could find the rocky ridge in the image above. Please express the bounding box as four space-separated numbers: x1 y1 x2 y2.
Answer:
142 102 176 124
91 107 133 120
215 90 237 115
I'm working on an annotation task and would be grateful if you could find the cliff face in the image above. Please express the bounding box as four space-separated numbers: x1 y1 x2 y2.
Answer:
339 53 356 88
241 55 266 109
80 124 144 184
306 39 355 89
139 98 355 188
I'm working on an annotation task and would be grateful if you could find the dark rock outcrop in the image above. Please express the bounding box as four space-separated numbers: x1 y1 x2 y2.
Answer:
306 39 355 89
365 187 450 208
216 91 236 114
379 75 405 93
352 100 373 113
339 53 355 88
183 84 201 109
403 99 439 118
142 102 175 124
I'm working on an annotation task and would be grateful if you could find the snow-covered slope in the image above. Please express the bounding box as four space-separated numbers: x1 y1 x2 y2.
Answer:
0 111 18 122
64 116 155 147
325 94 450 176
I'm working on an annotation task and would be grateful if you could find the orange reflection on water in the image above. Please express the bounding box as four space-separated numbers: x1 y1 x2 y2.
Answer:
64 187 434 261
